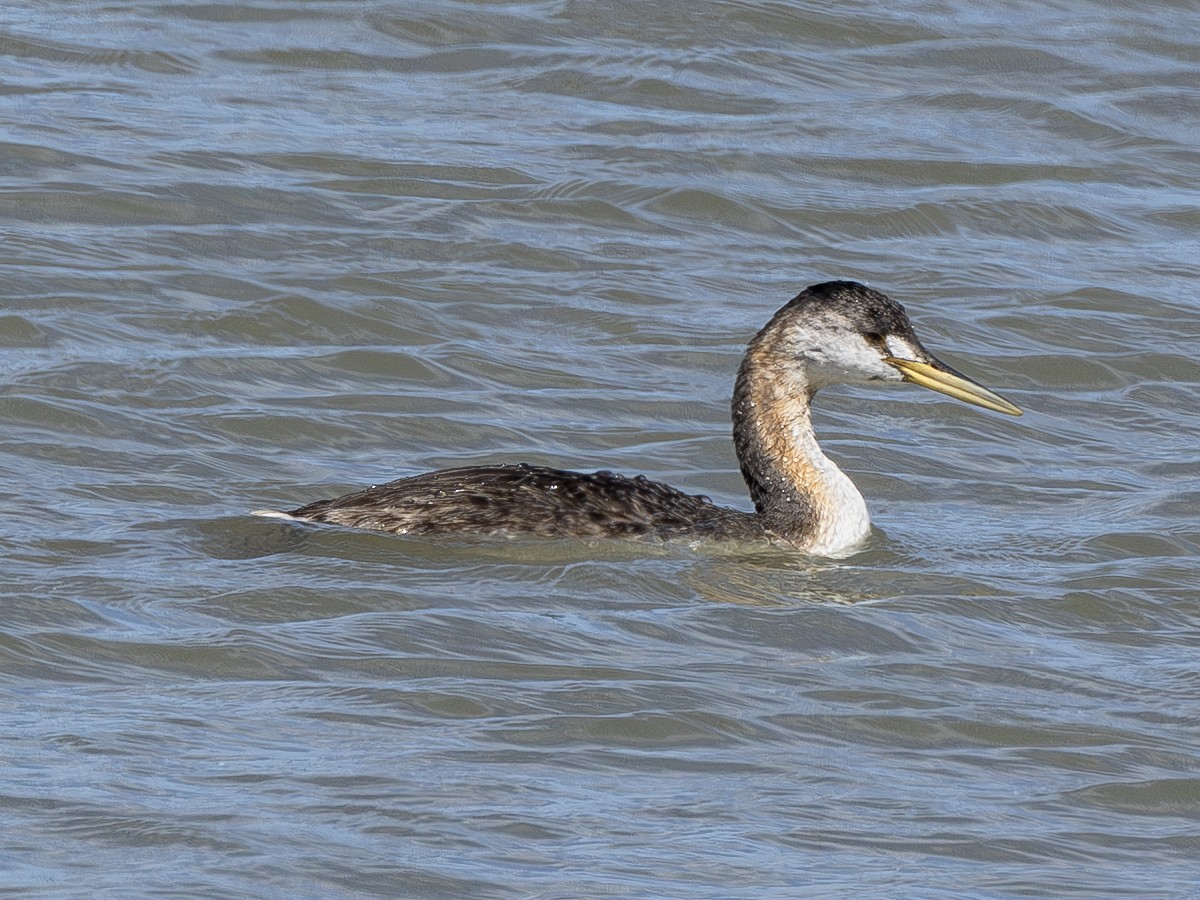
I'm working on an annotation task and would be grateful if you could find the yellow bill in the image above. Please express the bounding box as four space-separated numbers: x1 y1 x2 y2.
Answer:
886 356 1023 416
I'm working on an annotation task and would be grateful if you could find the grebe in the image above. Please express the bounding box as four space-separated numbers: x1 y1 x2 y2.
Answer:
257 281 1021 555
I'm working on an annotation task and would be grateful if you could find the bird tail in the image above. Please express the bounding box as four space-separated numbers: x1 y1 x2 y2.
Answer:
250 509 301 521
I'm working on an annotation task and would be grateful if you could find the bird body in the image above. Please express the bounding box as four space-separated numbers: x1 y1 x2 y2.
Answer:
280 463 765 542
258 281 1021 555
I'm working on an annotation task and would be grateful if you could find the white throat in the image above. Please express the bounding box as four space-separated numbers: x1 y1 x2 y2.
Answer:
793 423 871 556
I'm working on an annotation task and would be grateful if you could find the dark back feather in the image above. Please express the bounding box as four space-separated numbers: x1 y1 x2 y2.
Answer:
288 464 765 541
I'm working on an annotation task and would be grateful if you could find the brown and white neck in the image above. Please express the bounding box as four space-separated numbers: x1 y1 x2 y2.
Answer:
732 352 871 555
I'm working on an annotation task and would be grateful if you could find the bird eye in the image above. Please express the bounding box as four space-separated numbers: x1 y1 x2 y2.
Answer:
862 331 886 351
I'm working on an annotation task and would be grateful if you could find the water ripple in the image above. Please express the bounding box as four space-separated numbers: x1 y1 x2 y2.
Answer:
2 0 1198 895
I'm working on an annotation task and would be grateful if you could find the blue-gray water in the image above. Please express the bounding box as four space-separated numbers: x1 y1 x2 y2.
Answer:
3 1 1199 897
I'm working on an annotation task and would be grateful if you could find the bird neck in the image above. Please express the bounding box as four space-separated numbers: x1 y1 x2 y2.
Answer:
731 345 871 555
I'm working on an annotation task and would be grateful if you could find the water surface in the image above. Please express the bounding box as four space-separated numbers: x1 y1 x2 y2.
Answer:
2 1 1199 896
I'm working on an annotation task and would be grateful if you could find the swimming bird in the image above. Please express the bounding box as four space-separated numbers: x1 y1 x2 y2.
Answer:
257 281 1021 555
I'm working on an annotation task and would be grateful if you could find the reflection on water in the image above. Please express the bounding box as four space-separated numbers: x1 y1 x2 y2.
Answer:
2 0 1198 895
